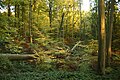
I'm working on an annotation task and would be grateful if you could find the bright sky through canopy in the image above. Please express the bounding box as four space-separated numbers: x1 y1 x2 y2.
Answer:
0 0 91 12
82 0 90 11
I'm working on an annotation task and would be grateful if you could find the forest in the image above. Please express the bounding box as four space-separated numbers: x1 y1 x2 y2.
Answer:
0 0 120 80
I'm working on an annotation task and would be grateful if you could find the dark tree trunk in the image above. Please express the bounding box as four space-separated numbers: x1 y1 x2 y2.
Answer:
14 4 17 28
8 1 11 17
106 0 115 67
59 12 65 39
49 0 52 28
8 0 11 27
72 0 75 38
17 5 20 29
21 1 26 38
29 0 32 43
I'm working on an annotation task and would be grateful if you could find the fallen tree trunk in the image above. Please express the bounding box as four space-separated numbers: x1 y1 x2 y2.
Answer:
71 41 81 52
0 54 39 60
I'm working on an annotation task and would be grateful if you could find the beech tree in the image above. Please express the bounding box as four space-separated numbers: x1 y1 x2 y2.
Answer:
98 0 106 75
106 0 114 67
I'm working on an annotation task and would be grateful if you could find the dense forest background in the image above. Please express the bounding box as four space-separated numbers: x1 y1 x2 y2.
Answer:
0 0 120 80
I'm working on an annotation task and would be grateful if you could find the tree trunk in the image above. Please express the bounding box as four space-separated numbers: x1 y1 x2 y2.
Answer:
8 0 11 27
22 1 26 38
29 0 32 43
79 1 82 40
0 54 38 60
8 0 11 17
59 12 65 40
106 0 114 67
14 4 17 28
49 0 52 28
98 0 106 75
72 0 75 39
17 5 20 30
106 1 110 67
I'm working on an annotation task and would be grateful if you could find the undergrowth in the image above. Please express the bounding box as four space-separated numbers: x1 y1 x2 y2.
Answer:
0 39 120 80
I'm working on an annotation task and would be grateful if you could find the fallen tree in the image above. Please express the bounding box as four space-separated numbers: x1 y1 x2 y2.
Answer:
0 54 39 60
71 41 82 52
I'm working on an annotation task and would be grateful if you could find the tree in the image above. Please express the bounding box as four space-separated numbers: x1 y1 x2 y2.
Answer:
78 0 82 40
106 0 114 67
48 0 53 28
8 0 11 27
112 0 120 50
8 0 11 17
72 0 75 39
29 0 32 43
98 0 106 75
21 0 26 38
90 0 98 39
59 12 65 41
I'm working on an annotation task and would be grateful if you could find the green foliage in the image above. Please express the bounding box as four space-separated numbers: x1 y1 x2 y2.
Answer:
112 12 120 50
0 1 4 8
0 0 120 79
7 43 23 54
36 63 53 71
0 57 120 80
87 39 98 54
105 67 113 74
0 56 14 73
112 53 120 61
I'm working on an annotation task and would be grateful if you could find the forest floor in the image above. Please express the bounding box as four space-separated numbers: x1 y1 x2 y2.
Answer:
0 40 120 80
0 53 120 80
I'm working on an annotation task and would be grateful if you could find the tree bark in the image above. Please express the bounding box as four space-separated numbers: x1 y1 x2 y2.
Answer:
98 0 106 75
79 1 82 40
18 5 20 27
59 12 65 40
72 0 75 39
29 0 32 43
14 4 17 28
49 0 52 28
8 0 11 17
8 0 11 27
22 1 26 38
0 54 38 60
106 0 114 67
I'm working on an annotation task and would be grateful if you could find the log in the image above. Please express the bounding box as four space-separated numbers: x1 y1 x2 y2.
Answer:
71 41 81 52
0 54 39 60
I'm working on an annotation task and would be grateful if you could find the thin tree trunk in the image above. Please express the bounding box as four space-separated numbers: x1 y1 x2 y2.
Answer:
8 0 11 17
98 0 106 75
49 0 52 28
17 5 20 29
8 0 11 27
65 19 68 39
14 4 17 28
83 21 86 40
72 0 75 39
29 0 32 43
22 1 26 38
106 0 114 67
59 12 65 41
79 2 82 40
106 0 110 67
